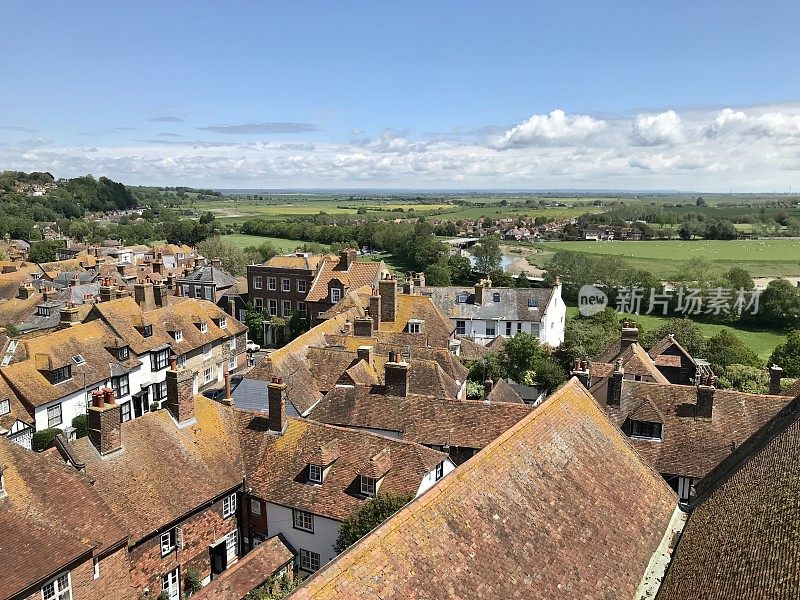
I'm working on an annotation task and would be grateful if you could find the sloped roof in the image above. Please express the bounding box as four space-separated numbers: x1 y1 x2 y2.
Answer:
591 379 794 479
648 334 696 366
237 415 446 521
290 379 677 600
0 439 129 598
485 377 525 404
591 343 670 384
657 399 800 600
177 265 238 289
264 253 328 271
422 285 555 322
71 396 244 543
309 386 531 450
306 256 384 302
192 535 294 600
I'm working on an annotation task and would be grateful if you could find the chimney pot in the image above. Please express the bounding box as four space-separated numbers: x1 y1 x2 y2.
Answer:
770 364 784 395
608 360 624 407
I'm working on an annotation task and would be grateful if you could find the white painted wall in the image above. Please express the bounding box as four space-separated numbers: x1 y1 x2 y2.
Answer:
540 284 566 347
265 502 341 570
416 458 456 495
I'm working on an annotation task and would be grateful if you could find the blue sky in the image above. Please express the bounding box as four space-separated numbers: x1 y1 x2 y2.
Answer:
2 1 800 190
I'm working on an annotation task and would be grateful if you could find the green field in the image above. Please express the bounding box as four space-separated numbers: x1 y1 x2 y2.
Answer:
565 305 785 361
221 234 322 252
531 239 800 278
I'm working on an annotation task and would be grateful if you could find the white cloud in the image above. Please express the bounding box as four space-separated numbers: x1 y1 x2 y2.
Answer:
490 110 606 149
5 102 800 191
631 110 684 146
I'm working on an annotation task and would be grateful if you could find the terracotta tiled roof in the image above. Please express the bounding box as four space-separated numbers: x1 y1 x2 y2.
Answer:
290 379 677 600
457 337 490 360
779 378 800 397
192 535 294 600
0 377 32 430
264 253 327 271
310 386 531 450
71 396 244 543
653 354 682 367
0 438 128 598
591 379 794 479
591 343 670 384
657 401 800 600
306 257 383 302
485 378 525 404
237 416 446 521
1 319 141 408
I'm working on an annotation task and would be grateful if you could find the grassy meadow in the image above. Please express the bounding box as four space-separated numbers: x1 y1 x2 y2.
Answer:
529 239 800 278
221 234 322 252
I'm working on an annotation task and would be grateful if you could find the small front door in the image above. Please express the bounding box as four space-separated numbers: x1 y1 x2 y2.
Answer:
162 567 180 600
211 541 227 578
133 391 150 418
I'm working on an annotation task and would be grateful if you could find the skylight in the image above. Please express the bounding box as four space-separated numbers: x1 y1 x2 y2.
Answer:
72 354 85 365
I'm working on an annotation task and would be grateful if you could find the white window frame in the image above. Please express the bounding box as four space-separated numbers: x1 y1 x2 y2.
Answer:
219 317 227 329
254 298 263 311
162 566 180 600
308 464 323 483
194 287 202 299
293 509 314 532
222 493 237 518
178 354 187 368
229 355 236 372
330 287 341 303
435 461 444 481
182 284 189 297
298 301 307 317
174 329 183 342
93 557 100 579
268 277 276 291
229 337 237 351
204 367 213 384
282 278 290 292
282 300 292 316
0 399 9 416
299 548 320 572
160 529 176 556
41 572 71 600
225 529 238 564
200 321 208 333
360 475 376 496
253 276 263 290
47 403 62 428
204 287 212 301
297 279 307 293
203 343 212 359
268 299 277 317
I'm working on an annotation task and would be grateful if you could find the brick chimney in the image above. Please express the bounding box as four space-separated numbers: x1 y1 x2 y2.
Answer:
152 257 163 275
696 375 715 419
474 280 486 306
608 359 624 407
17 282 35 300
227 296 236 317
88 388 122 455
267 377 287 434
133 279 154 308
483 377 493 399
222 364 234 407
571 358 590 388
353 317 373 337
369 289 381 331
99 277 116 302
357 345 373 366
58 303 80 328
378 275 396 323
770 364 784 395
166 356 196 427
620 320 639 352
412 272 425 288
339 249 357 271
402 275 414 295
384 351 410 397
211 257 222 269
153 281 166 307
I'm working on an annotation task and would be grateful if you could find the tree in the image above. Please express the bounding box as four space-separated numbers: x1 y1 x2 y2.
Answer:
704 329 761 372
465 351 505 383
768 330 800 377
28 240 62 263
32 427 63 452
334 493 413 553
717 364 768 394
447 254 473 284
557 308 619 368
696 196 706 207
184 568 202 596
424 262 451 286
245 304 267 346
244 574 299 600
755 278 800 327
724 267 754 291
197 236 247 276
639 317 706 357
472 235 502 273
71 414 88 439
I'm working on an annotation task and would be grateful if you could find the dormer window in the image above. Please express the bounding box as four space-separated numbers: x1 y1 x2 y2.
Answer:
408 319 423 334
36 305 50 316
309 464 323 484
457 292 468 303
174 329 183 342
330 287 342 303
219 317 227 329
0 399 9 416
360 476 377 496
199 321 208 333
493 292 501 302
629 419 663 441
143 324 153 338
527 297 538 308
118 346 129 360
52 365 71 384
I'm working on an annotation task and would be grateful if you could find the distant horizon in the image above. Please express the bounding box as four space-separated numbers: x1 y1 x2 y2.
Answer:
3 2 800 191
